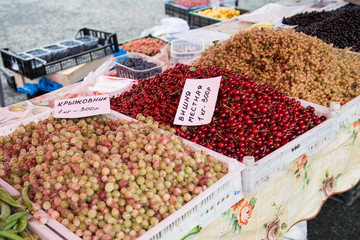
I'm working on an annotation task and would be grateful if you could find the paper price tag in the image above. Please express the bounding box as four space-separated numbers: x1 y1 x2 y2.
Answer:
54 95 110 118
174 76 221 126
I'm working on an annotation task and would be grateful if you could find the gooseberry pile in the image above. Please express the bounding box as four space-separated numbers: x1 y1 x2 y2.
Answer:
196 28 360 106
0 116 228 240
110 64 326 161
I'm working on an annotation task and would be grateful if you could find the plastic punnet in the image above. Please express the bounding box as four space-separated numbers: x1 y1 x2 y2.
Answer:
59 39 84 56
75 35 99 50
26 48 51 62
43 44 68 61
171 38 205 63
115 53 164 80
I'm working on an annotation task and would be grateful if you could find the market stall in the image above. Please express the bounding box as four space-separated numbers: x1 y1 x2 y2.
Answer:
0 0 359 239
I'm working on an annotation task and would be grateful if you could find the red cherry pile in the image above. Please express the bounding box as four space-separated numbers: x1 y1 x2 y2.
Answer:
110 64 326 162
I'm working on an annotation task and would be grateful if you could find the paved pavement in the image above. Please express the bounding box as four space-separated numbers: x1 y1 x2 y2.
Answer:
0 1 359 239
0 0 169 106
308 189 360 240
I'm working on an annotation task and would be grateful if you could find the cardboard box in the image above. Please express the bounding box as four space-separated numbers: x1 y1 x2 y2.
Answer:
49 55 111 86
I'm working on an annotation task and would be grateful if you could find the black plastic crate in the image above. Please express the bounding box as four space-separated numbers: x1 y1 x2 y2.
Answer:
164 1 199 23
0 28 119 80
164 0 238 24
190 6 249 28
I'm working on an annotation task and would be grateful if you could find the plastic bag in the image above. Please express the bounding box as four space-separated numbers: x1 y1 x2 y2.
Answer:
153 44 172 70
58 57 117 99
37 77 63 93
140 17 190 37
16 83 39 96
88 76 138 95
114 47 127 58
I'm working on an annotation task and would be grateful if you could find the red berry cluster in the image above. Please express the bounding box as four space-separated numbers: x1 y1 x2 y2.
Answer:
110 64 326 162
120 37 167 57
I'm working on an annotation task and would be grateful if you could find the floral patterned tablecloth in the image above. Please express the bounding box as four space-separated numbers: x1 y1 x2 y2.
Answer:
186 120 360 239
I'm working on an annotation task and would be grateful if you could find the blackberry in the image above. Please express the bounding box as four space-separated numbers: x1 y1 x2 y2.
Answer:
282 4 360 52
44 45 63 50
116 57 162 79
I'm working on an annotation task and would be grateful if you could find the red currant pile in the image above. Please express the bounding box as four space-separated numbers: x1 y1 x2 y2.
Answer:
110 64 326 161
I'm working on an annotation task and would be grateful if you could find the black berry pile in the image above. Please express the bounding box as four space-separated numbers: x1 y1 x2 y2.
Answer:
60 40 80 47
60 40 83 56
282 10 331 27
26 49 51 62
121 58 158 70
76 36 99 50
282 4 360 52
116 57 162 79
27 49 47 55
44 45 63 50
17 53 30 59
44 45 67 61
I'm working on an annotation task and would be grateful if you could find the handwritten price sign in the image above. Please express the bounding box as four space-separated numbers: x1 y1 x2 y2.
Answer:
54 95 110 118
174 76 221 126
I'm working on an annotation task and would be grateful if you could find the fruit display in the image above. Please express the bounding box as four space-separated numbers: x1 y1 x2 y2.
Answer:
120 37 167 57
2 28 117 80
43 45 64 51
110 64 326 162
43 44 68 61
75 36 99 51
195 28 360 106
0 116 228 239
17 53 43 69
196 7 240 20
282 10 332 28
26 49 51 62
171 0 234 8
282 4 360 52
0 186 39 239
115 54 163 80
171 0 210 8
59 40 83 56
120 58 158 71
